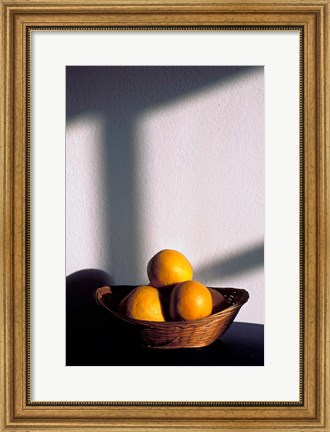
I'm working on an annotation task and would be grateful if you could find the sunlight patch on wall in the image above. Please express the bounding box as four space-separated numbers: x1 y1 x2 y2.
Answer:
66 114 108 275
134 71 264 323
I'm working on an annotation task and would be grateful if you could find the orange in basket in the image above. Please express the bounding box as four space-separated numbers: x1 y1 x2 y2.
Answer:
169 280 212 321
119 285 166 322
147 249 193 288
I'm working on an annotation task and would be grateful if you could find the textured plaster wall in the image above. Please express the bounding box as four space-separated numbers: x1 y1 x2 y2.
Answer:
66 66 264 324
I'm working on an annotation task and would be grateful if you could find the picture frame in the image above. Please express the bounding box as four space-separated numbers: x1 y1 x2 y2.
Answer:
1 0 329 431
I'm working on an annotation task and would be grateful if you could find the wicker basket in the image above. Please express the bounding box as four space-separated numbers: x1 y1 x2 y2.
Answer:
95 285 249 349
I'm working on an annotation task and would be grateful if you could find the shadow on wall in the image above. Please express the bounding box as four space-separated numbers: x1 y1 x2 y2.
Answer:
195 242 264 282
66 66 262 282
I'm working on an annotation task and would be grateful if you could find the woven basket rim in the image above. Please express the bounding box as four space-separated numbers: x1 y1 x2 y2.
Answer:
95 285 249 328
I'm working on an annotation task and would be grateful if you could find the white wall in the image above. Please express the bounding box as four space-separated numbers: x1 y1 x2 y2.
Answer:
66 66 264 324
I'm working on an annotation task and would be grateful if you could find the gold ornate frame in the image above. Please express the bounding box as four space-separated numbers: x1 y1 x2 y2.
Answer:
1 0 329 431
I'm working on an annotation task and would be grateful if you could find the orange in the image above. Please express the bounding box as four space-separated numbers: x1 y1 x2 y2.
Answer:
209 288 228 313
119 285 165 322
147 249 193 288
169 280 212 321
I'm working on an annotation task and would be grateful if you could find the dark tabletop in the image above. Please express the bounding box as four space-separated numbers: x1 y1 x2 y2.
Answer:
66 269 264 367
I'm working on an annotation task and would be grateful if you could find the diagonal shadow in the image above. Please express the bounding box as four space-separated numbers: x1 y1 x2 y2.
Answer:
195 242 264 281
66 66 263 282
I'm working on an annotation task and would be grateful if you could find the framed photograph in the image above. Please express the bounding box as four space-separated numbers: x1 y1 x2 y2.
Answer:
1 0 329 431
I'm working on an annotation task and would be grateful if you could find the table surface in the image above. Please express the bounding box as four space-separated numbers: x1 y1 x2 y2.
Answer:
66 269 264 367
